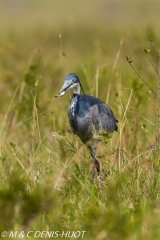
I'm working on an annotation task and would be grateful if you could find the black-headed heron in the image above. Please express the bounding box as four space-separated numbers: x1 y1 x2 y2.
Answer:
58 73 118 182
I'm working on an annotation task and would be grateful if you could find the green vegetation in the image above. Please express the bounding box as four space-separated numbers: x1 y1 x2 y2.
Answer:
0 0 160 239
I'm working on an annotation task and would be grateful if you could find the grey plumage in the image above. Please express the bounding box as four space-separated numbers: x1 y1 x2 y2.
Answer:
59 73 118 182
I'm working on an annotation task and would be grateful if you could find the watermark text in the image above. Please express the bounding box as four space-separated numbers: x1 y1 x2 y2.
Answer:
1 230 87 238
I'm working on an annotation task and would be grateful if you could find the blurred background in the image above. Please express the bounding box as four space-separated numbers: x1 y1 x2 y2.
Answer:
1 0 159 82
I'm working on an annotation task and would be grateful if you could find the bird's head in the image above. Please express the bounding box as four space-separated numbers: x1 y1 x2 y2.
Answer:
59 73 84 96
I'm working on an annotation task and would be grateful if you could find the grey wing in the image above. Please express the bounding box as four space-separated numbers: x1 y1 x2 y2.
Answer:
89 103 118 132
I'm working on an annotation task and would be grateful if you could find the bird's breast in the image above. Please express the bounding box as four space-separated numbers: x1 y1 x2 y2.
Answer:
68 94 92 143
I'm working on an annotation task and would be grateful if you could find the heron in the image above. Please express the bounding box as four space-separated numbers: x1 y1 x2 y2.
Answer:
58 73 118 182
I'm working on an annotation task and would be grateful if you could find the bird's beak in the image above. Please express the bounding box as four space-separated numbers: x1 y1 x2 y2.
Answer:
59 81 74 97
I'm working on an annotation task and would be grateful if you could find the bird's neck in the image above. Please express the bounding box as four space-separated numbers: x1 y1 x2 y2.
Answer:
73 83 80 95
69 94 79 131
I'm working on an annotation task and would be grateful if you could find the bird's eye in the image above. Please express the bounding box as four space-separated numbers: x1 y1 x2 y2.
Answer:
72 77 76 83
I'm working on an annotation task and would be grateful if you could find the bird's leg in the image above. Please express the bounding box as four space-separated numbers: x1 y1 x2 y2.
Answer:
87 140 100 183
